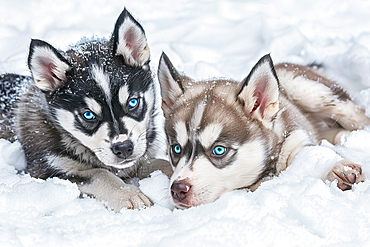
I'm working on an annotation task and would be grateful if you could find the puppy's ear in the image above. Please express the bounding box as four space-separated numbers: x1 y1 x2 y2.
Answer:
237 54 280 122
158 52 189 116
112 8 150 67
28 39 71 92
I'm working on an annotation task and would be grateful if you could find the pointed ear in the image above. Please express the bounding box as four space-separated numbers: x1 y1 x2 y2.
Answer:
112 8 150 67
28 39 71 92
157 52 187 115
237 54 280 122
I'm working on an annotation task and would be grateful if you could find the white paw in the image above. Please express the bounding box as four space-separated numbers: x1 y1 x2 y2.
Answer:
324 160 365 191
108 184 152 211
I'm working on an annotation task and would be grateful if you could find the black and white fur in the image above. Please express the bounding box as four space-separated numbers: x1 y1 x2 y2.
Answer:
0 9 165 211
158 52 370 209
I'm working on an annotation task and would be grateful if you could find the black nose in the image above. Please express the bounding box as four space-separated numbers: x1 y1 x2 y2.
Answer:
171 180 191 202
112 140 133 159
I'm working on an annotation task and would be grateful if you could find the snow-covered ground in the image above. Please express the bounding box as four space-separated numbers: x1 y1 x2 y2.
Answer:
1 0 370 246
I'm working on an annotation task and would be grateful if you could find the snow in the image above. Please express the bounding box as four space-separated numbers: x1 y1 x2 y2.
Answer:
1 0 370 246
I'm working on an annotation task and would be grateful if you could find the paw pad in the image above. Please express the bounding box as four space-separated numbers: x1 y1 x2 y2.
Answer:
325 161 365 191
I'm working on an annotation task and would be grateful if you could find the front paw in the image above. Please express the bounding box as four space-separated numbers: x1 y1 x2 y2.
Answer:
324 160 366 191
110 184 152 211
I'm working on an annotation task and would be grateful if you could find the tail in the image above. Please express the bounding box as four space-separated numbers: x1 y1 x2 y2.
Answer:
0 74 31 141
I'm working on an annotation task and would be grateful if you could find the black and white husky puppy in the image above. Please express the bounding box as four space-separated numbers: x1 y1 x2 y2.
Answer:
158 52 370 209
0 9 165 211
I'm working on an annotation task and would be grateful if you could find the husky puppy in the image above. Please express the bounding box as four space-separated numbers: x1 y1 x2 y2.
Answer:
0 9 165 211
157 52 370 209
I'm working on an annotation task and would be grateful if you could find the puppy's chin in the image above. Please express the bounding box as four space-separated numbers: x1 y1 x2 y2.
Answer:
171 190 224 209
172 198 197 209
174 202 192 209
172 197 222 209
104 159 136 169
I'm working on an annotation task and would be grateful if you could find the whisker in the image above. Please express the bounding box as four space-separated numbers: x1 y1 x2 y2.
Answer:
147 143 168 153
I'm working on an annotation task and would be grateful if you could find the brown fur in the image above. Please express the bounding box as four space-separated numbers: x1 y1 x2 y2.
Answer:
158 53 370 208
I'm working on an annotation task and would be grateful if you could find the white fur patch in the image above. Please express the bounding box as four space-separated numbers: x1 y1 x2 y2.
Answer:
122 116 142 136
224 139 265 189
170 156 187 180
143 90 155 118
118 85 129 107
56 109 109 149
174 121 188 147
84 97 102 115
55 109 77 134
113 134 128 143
91 64 111 100
190 102 205 131
199 123 223 149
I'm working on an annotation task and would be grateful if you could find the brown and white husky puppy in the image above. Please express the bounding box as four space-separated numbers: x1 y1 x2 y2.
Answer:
0 9 167 211
157 52 370 209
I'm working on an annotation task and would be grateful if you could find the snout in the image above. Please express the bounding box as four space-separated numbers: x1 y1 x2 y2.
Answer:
171 180 192 206
112 140 134 159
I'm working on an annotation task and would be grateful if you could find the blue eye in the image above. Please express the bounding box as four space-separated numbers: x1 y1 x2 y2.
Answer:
83 111 96 120
212 146 226 156
173 144 181 154
128 98 138 108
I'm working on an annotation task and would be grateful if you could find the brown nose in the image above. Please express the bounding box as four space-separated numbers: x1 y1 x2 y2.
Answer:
171 180 191 202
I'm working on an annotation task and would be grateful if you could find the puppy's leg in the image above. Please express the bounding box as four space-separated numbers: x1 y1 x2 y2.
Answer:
318 128 351 145
319 100 370 131
75 168 152 211
249 129 312 192
137 158 173 179
323 160 365 191
248 130 313 192
276 66 370 144
277 129 314 173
